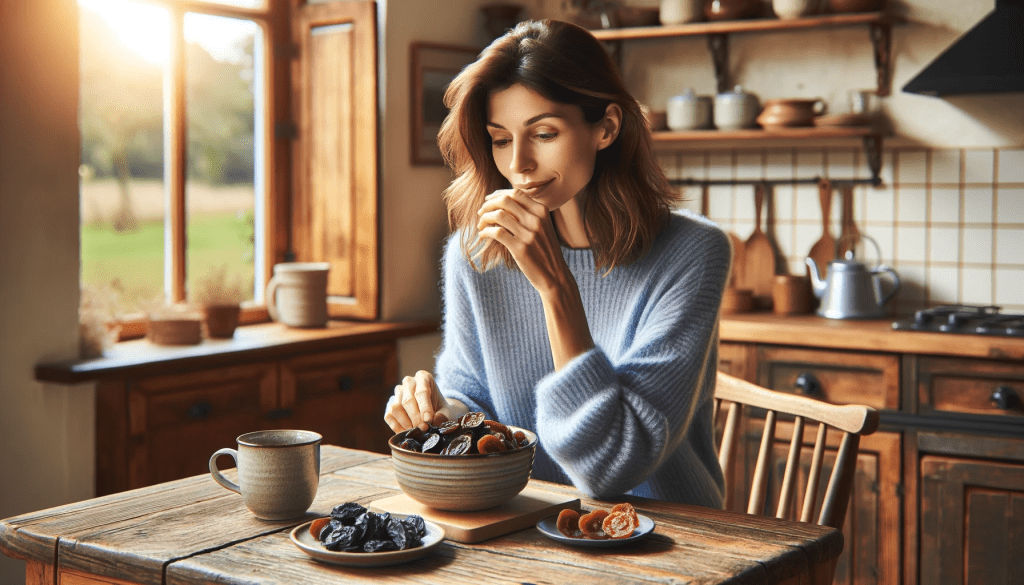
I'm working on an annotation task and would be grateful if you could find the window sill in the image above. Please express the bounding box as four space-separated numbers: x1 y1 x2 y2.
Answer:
38 319 439 384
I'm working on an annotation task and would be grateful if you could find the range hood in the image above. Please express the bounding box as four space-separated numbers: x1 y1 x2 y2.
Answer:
903 0 1024 96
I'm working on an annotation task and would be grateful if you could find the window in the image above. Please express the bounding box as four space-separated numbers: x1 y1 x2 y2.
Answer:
79 0 278 327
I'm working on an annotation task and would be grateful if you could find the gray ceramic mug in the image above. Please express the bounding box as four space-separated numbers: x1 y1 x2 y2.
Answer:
209 430 322 520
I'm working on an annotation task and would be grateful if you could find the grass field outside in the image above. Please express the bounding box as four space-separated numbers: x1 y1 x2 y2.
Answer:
81 178 256 314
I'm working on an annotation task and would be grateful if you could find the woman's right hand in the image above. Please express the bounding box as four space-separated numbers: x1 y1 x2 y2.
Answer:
384 370 466 433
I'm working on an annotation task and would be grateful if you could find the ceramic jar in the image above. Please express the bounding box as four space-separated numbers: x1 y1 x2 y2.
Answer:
667 89 713 130
660 0 703 24
772 0 819 19
756 98 827 129
714 86 759 130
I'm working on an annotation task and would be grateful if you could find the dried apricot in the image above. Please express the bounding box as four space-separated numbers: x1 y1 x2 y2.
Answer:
578 509 609 539
610 503 639 528
602 508 638 539
476 433 506 454
556 509 582 538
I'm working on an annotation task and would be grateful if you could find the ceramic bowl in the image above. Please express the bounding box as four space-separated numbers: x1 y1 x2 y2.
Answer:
389 426 537 511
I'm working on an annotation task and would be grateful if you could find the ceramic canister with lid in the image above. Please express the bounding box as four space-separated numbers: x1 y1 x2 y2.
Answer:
714 85 759 130
660 0 703 24
667 89 713 130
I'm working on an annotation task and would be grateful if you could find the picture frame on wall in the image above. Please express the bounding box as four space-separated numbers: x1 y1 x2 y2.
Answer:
410 42 479 166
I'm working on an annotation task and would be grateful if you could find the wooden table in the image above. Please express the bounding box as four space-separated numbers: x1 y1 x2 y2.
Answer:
0 446 842 585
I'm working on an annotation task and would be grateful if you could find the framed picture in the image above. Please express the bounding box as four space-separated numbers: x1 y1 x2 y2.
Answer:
410 42 479 166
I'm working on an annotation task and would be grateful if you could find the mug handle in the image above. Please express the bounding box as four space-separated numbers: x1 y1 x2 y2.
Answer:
264 275 281 322
813 99 827 115
209 448 241 494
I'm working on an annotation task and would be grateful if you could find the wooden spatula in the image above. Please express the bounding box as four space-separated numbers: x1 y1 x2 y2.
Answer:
744 184 776 307
838 185 861 257
806 179 836 280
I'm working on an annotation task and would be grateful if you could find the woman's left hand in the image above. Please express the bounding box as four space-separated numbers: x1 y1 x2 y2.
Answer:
476 189 569 295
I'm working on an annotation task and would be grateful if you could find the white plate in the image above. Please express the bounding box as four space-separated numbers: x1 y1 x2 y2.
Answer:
290 515 445 567
536 513 655 547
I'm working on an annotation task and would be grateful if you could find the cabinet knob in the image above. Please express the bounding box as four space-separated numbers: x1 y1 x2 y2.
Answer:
338 376 354 391
795 372 822 397
188 402 212 420
990 386 1021 411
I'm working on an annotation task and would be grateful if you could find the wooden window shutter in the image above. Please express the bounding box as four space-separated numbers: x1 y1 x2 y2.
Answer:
291 0 378 320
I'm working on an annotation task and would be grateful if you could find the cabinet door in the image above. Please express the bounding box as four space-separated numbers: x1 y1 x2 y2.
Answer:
919 455 1024 585
128 363 279 489
279 343 397 454
736 419 902 585
917 356 1024 419
758 346 899 410
719 341 755 381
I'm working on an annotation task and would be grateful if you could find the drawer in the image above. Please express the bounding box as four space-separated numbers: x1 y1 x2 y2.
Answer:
917 356 1024 418
757 346 899 410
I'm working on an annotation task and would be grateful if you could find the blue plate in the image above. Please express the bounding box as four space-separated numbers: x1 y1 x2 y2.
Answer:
536 512 655 547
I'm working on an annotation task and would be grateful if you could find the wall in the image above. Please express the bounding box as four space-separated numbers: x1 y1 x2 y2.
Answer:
535 0 1024 314
0 1 96 583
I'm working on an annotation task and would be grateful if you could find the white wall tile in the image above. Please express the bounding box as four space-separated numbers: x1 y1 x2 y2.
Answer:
707 152 732 180
826 149 857 179
895 264 927 304
735 151 762 180
897 187 928 223
796 150 825 177
736 186 758 223
863 225 895 264
996 187 1024 224
864 185 895 223
773 185 795 222
794 183 822 224
765 150 793 180
772 227 793 264
680 152 707 179
994 268 1024 308
964 149 995 183
962 227 993 264
929 187 960 224
995 228 1024 265
963 187 994 223
997 148 1024 183
961 267 993 306
930 149 961 184
707 184 734 220
929 226 960 265
896 226 927 263
897 149 928 184
927 266 959 305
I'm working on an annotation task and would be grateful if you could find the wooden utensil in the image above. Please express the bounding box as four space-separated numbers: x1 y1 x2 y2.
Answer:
838 185 861 257
744 184 777 308
806 179 836 280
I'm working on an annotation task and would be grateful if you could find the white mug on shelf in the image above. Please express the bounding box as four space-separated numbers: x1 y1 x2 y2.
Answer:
265 262 330 328
660 0 702 25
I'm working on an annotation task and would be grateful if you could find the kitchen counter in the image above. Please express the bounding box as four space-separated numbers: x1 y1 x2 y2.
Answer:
720 313 1024 360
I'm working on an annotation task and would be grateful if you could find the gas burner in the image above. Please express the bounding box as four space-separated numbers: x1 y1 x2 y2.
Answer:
893 305 1024 338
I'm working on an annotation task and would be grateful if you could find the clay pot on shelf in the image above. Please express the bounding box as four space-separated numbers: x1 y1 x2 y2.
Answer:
704 0 763 21
826 0 883 13
203 304 241 339
756 98 827 129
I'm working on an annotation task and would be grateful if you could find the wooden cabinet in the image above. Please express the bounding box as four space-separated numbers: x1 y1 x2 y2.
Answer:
96 342 398 496
758 346 899 410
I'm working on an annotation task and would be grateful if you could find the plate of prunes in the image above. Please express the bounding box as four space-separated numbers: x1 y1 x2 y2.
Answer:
290 502 445 567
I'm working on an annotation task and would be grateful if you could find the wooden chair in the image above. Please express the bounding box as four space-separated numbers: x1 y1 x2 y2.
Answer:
713 371 880 583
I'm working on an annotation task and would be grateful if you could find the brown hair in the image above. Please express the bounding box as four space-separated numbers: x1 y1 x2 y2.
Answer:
438 19 678 272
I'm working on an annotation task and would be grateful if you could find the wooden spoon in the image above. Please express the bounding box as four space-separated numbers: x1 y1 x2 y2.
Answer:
806 179 836 280
744 184 776 306
838 185 861 257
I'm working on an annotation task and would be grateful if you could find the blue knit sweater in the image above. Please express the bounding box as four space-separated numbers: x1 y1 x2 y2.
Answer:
435 209 731 508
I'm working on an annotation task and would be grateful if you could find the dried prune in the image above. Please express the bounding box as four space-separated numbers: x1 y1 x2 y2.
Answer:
438 420 462 435
421 433 443 453
407 425 426 440
330 502 367 525
441 433 472 455
363 539 399 553
460 411 486 429
399 438 422 452
401 515 426 541
322 525 361 552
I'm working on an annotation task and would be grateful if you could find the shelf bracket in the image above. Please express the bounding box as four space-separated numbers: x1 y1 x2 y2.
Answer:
869 23 893 96
862 134 883 184
707 33 729 94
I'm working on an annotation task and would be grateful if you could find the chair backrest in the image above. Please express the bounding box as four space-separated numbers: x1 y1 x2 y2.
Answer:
714 371 880 531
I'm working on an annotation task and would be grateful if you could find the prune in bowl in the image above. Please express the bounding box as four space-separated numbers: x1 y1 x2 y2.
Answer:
389 415 537 512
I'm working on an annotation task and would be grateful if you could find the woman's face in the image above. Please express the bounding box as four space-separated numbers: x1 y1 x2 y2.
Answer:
486 83 614 211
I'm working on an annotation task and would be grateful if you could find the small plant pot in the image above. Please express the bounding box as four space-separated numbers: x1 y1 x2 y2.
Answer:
148 318 203 346
203 304 241 339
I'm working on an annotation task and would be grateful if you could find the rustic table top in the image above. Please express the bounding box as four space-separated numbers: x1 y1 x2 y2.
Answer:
1 446 842 585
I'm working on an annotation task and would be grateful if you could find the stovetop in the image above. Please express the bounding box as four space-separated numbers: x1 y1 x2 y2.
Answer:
892 305 1024 338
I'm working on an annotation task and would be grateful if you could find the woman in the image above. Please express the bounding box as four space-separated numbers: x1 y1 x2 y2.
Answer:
384 20 730 508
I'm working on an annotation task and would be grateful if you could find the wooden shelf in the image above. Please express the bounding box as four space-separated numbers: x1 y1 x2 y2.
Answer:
590 11 899 41
652 125 877 142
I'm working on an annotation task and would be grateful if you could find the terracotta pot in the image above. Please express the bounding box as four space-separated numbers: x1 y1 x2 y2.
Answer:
826 0 883 13
756 98 827 129
704 0 762 20
721 288 754 314
204 304 241 339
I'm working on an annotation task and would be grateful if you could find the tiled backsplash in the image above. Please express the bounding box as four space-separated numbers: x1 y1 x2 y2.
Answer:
665 147 1024 314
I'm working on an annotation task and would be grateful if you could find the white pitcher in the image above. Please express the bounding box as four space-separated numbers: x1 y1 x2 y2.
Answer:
265 262 330 328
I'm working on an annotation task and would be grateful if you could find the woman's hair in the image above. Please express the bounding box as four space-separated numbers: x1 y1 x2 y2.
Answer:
438 19 679 272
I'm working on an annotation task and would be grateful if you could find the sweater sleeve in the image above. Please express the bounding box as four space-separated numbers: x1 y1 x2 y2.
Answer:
433 235 496 418
535 219 731 499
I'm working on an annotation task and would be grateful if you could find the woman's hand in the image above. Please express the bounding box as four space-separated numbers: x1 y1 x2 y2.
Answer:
384 370 467 433
476 189 569 296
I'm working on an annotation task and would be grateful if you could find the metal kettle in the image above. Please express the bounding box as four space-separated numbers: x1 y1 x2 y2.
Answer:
805 235 900 319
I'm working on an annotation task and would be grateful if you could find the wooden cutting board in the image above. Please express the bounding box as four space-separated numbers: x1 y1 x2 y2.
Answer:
370 488 580 544
744 184 776 307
